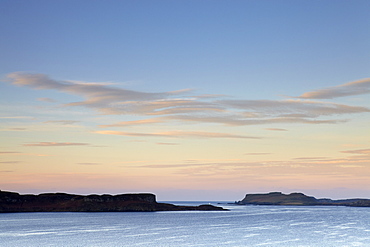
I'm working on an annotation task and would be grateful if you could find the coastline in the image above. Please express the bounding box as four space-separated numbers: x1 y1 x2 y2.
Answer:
0 190 227 213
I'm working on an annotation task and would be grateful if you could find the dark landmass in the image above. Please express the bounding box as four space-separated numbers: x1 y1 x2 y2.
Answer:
0 190 227 213
236 192 370 207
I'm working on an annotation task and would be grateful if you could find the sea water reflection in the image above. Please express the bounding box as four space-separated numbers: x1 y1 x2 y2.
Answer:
1 202 369 246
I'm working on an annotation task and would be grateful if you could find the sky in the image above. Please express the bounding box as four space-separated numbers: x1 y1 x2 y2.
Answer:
0 0 369 201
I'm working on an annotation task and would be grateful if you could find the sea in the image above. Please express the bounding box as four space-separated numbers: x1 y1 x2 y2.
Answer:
1 201 369 247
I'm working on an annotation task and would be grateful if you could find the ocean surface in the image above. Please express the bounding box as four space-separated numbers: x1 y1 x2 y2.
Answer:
1 201 369 247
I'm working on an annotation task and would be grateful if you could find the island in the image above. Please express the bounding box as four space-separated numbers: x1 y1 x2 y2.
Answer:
0 190 227 213
236 192 370 207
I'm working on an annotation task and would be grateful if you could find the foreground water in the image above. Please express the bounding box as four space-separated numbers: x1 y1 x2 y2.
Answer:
1 202 369 247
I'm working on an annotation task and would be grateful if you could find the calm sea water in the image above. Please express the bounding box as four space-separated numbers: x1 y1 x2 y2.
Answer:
1 202 369 247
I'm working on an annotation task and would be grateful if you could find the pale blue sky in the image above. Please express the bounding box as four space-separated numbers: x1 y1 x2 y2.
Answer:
1 0 369 200
1 0 369 95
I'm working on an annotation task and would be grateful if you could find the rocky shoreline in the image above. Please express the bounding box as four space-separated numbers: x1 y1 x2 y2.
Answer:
0 190 227 213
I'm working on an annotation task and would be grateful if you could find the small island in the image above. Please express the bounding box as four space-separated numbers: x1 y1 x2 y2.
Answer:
0 190 227 213
236 192 370 207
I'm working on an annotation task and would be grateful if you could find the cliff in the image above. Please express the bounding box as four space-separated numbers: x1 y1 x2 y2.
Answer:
0 190 227 213
237 192 370 207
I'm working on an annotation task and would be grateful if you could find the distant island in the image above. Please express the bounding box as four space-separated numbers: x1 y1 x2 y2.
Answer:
236 192 370 207
0 190 227 213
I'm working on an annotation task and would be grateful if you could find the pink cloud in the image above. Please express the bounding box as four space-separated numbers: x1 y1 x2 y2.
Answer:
23 142 90 147
95 130 261 139
297 78 370 99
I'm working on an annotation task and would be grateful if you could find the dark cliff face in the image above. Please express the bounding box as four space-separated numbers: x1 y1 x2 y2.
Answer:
0 191 227 212
0 191 158 212
237 192 370 207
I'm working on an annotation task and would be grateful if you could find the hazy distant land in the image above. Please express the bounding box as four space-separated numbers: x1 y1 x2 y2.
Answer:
236 192 370 207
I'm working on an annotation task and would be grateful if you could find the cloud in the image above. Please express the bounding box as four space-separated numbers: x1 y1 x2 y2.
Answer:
293 157 328 160
94 130 261 139
341 148 370 155
297 78 370 99
106 99 224 116
332 148 369 164
219 99 369 117
37 97 56 103
7 72 174 110
0 152 22 155
7 72 223 117
245 153 271 155
99 118 163 128
23 142 90 147
265 128 287 131
78 163 101 166
156 142 179 145
193 94 227 99
6 72 370 129
0 151 49 157
65 80 118 86
7 128 27 131
164 113 345 126
0 161 20 164
137 156 370 179
0 116 33 119
43 120 79 125
139 163 211 168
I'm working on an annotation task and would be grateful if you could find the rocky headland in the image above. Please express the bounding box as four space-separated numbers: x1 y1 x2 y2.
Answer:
0 190 227 213
236 192 370 207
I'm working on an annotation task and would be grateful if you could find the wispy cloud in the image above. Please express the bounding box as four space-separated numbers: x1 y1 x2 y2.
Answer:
0 116 33 119
163 113 346 126
0 152 22 155
219 99 369 117
293 157 328 160
37 97 56 103
43 120 79 125
297 78 370 99
99 118 163 128
78 162 101 166
95 130 261 139
334 149 369 164
265 128 287 131
7 128 27 131
6 72 370 130
341 148 370 155
0 151 48 156
0 161 20 164
23 142 90 147
156 142 179 145
7 72 173 110
136 156 370 179
65 80 118 86
245 153 271 155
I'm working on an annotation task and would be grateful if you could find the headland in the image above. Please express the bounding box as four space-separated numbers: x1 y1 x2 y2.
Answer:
236 192 370 207
0 190 227 213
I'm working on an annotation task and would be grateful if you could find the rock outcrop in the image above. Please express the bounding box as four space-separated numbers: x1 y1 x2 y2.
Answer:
236 192 370 207
0 190 227 212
